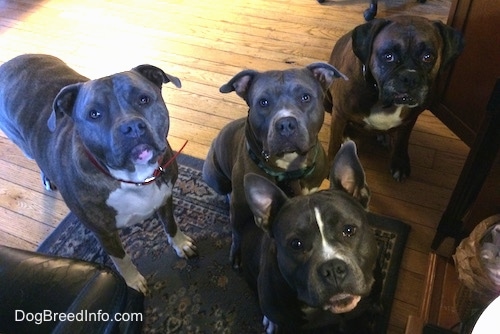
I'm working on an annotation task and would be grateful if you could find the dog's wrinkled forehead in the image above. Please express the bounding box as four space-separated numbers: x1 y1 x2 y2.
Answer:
77 72 162 107
274 191 368 236
374 20 441 55
248 69 320 105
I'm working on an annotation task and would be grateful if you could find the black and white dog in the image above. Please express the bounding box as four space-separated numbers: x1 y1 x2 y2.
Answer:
242 141 379 333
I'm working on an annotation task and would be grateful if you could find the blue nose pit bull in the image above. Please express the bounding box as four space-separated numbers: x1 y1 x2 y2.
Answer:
243 140 378 333
202 63 347 268
0 54 197 294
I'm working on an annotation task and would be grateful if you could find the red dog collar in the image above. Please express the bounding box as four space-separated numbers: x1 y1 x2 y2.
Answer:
83 140 188 186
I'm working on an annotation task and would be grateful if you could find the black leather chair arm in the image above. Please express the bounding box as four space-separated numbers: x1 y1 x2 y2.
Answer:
0 245 144 334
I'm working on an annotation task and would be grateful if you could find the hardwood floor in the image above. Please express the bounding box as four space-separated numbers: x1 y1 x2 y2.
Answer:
0 0 464 332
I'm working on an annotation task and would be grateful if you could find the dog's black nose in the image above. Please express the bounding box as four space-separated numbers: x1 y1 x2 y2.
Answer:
120 119 146 138
399 70 420 89
319 259 348 284
275 117 297 137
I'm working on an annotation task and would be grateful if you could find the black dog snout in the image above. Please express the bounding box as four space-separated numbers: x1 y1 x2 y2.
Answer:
120 119 146 138
275 117 298 137
319 259 348 284
399 70 420 90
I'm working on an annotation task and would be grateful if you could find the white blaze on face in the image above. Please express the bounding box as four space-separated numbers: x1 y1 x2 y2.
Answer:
269 107 297 143
314 207 346 262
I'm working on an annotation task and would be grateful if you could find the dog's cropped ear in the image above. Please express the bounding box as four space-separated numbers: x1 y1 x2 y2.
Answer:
48 83 82 132
244 173 288 234
306 62 348 90
132 65 182 89
352 18 390 65
330 140 370 208
219 70 259 101
433 21 465 69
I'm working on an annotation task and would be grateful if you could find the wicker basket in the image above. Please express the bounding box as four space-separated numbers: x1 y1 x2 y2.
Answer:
453 214 500 329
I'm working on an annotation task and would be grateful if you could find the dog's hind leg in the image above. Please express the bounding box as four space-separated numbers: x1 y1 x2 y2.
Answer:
41 171 57 191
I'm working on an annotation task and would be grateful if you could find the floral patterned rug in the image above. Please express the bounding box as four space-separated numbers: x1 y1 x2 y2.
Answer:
38 154 410 333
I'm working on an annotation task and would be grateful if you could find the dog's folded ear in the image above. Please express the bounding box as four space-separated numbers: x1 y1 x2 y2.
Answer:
352 18 390 65
48 83 82 132
132 65 182 89
329 140 370 208
219 70 259 101
433 21 465 68
244 173 288 234
306 62 348 89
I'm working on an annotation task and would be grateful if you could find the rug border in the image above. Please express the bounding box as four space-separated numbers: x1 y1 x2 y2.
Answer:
368 213 411 333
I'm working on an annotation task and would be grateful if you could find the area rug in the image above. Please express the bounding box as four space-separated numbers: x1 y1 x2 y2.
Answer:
38 154 410 333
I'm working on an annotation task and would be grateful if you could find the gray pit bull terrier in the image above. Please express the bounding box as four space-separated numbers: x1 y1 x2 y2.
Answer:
202 63 347 267
243 140 378 333
0 54 197 294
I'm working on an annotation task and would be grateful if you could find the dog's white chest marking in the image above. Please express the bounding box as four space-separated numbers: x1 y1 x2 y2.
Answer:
106 181 171 229
301 187 319 195
275 152 300 170
363 105 403 130
314 207 345 261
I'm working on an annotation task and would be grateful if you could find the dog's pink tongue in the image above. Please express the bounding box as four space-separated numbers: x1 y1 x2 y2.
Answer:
132 145 154 164
325 294 361 314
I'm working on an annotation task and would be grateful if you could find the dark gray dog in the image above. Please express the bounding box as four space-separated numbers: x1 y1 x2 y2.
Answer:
0 54 197 294
243 140 378 333
202 63 347 267
325 15 464 181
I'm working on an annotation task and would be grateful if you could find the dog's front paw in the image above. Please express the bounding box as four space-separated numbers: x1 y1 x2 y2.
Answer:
128 273 149 295
110 254 149 295
263 316 278 334
168 231 197 258
390 155 411 182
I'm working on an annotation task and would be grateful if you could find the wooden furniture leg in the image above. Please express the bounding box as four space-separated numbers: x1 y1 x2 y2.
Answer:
431 79 500 251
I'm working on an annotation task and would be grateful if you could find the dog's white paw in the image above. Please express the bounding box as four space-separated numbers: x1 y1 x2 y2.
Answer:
110 254 149 295
263 316 278 334
168 231 197 258
126 272 149 295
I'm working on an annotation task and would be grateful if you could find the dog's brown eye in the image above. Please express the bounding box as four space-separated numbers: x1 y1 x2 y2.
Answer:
139 95 150 105
342 225 356 237
290 239 303 250
89 110 101 119
301 94 311 103
422 53 435 63
384 53 395 62
259 99 269 107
